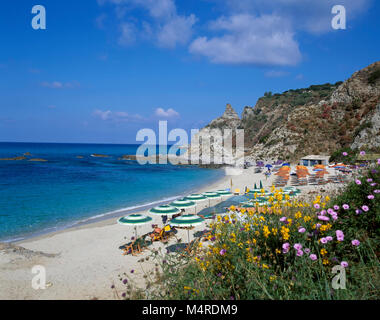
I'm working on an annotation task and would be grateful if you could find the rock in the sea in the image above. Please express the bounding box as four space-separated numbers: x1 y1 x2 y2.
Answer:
28 158 48 162
0 156 27 161
91 154 109 158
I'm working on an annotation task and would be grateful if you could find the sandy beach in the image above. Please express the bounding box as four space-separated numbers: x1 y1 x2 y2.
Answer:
0 166 344 300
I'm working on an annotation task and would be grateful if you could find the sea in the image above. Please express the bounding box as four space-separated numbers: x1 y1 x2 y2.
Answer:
0 142 224 242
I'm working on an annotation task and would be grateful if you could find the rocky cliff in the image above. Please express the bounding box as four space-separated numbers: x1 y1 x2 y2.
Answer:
187 61 380 163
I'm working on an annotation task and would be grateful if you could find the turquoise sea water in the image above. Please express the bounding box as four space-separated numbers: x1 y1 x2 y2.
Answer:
0 143 224 242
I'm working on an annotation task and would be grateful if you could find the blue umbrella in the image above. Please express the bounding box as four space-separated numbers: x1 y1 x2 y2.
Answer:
265 164 273 168
282 163 290 167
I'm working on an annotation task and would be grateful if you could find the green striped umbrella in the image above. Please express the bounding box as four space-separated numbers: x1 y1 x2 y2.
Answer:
185 194 208 202
148 205 180 216
203 192 221 198
203 191 222 207
170 198 196 212
118 214 153 238
216 190 233 196
259 180 263 189
170 214 204 242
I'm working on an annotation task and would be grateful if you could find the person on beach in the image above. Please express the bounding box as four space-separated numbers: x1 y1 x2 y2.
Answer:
162 215 168 225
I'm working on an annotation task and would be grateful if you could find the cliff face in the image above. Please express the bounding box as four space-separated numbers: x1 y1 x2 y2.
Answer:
188 61 380 163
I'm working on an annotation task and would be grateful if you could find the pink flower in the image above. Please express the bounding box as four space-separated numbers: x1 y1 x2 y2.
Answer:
332 214 338 221
316 223 322 229
361 205 369 212
293 243 302 250
220 249 226 256
342 152 348 156
371 183 377 187
355 209 362 215
280 217 287 222
342 204 349 210
352 239 360 246
314 203 320 209
318 215 330 221
326 236 333 241
355 179 362 185
333 205 340 211
378 158 380 165
309 254 317 261
367 178 373 182
341 261 349 268
296 250 303 257
320 210 327 215
320 238 328 244
304 248 310 254
336 230 344 241
360 151 366 156
327 208 334 215
298 227 306 233
368 195 374 200
282 243 290 253
374 190 380 194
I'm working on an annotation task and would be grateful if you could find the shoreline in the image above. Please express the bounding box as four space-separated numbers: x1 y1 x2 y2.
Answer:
0 166 345 300
4 168 226 245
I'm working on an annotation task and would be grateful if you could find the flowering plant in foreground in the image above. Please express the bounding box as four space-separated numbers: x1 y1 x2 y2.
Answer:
151 157 380 300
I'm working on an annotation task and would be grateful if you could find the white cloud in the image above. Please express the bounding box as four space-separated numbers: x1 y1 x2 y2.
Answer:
220 0 371 34
41 81 80 89
118 22 137 46
98 0 197 48
189 14 301 66
265 70 290 78
93 109 144 122
155 108 179 118
157 14 197 48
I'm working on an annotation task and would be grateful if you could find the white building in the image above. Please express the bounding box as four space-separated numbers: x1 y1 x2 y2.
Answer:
300 155 330 167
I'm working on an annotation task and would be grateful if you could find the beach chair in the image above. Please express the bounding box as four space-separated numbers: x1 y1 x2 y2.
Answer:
122 239 144 256
234 188 240 195
150 225 176 243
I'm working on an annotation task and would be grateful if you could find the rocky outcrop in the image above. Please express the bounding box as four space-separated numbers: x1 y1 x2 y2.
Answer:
351 102 380 150
207 104 240 130
187 61 380 163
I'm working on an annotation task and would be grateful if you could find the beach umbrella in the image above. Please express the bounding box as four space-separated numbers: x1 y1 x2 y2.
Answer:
282 163 290 167
203 192 222 206
185 194 208 202
203 192 222 199
254 183 257 189
216 190 233 196
265 164 273 169
259 180 263 189
170 198 196 213
149 205 180 216
118 214 153 238
170 214 204 243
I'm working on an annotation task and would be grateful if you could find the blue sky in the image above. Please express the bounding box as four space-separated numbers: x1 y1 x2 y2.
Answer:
0 0 379 144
